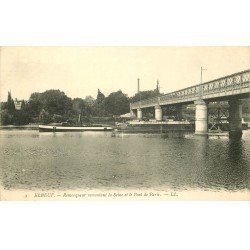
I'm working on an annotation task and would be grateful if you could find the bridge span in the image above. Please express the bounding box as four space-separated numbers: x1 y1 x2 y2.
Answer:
130 70 250 138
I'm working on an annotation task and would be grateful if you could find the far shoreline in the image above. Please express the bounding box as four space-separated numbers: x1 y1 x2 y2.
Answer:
0 124 39 130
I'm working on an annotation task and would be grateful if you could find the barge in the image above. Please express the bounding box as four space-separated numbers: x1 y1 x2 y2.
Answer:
115 120 195 133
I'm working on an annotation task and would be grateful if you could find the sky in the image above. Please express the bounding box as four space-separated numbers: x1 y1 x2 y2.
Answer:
0 46 249 101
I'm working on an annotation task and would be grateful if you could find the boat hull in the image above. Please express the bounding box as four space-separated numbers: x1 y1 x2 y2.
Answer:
115 121 195 133
39 125 113 132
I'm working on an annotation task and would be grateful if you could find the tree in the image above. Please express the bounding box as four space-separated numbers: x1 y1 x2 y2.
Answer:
130 89 160 103
27 90 73 117
84 96 95 116
39 109 52 124
0 92 16 125
21 100 26 110
72 98 84 123
39 90 72 115
72 98 85 113
12 109 31 125
85 95 95 106
104 90 130 115
0 109 13 125
27 92 43 116
94 89 106 116
6 91 15 112
96 89 105 104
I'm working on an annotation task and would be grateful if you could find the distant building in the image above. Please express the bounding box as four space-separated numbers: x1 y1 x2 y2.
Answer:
14 98 22 110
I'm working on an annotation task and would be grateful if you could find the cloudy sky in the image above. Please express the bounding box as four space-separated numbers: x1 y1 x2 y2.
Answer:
0 46 249 101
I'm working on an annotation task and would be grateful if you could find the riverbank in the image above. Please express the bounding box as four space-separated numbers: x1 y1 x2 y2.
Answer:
0 124 39 130
0 122 116 130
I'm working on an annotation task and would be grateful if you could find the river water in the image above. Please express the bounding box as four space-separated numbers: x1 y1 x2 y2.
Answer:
0 129 249 192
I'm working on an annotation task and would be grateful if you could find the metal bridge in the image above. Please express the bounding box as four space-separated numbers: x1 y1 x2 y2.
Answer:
130 70 250 138
131 70 250 109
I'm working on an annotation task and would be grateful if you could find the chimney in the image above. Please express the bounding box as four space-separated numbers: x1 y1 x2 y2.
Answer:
156 80 160 93
137 78 140 93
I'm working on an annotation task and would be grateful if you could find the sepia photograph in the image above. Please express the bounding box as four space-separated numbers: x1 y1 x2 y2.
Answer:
0 46 249 201
1 1 250 250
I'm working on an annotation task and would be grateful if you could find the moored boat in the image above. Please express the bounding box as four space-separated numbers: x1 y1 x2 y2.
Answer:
39 124 113 132
115 120 195 133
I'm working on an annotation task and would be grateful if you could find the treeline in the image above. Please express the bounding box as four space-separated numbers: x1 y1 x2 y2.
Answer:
1 88 249 125
0 88 160 125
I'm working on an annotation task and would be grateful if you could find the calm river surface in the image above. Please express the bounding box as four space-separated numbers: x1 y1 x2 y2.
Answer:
0 129 249 192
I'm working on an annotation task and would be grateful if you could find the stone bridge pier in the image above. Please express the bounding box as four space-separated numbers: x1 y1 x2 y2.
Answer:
155 105 162 121
137 108 142 120
195 100 208 135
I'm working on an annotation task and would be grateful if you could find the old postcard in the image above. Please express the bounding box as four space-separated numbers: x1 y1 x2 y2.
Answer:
0 46 249 201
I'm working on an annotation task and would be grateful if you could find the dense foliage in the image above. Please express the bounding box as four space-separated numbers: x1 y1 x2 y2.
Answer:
104 90 130 115
0 89 132 125
130 89 160 103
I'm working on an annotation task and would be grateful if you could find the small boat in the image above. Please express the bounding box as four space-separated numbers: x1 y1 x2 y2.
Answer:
39 124 113 132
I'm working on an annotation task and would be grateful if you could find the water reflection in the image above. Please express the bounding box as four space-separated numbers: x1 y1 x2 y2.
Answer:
228 138 244 163
194 137 250 191
0 129 249 191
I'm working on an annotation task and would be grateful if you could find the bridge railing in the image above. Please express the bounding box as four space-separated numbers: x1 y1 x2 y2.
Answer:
202 70 250 95
131 70 250 109
159 85 200 102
